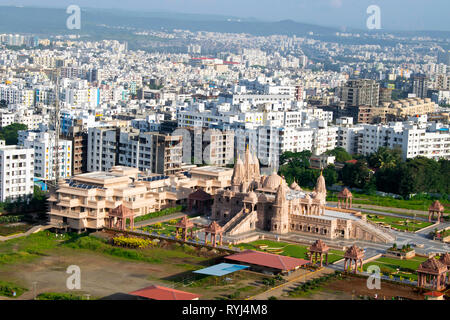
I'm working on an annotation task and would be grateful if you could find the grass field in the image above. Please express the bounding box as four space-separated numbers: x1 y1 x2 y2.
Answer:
363 256 428 281
139 219 201 237
366 214 433 232
236 240 345 264
327 192 450 214
0 230 271 300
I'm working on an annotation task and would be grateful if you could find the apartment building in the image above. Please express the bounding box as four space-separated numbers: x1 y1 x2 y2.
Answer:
356 116 450 160
19 131 72 180
182 127 234 166
0 145 34 202
118 130 183 175
63 124 88 175
339 79 380 107
336 117 364 154
88 127 183 175
48 165 233 231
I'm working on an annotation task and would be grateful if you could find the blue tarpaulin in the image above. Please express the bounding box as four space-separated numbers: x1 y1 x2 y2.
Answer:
193 263 249 277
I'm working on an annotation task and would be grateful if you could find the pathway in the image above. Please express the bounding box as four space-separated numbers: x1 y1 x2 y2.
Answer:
0 224 52 242
247 267 335 300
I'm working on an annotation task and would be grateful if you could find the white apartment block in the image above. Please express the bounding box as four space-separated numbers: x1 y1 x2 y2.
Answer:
336 117 364 154
19 131 72 180
0 145 34 202
0 85 34 107
87 127 118 172
357 117 450 160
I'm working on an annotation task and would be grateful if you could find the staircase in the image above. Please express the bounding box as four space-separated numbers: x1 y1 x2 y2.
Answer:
222 209 246 233
354 219 396 243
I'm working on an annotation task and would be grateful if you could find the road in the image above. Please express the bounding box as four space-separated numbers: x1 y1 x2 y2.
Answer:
247 267 335 300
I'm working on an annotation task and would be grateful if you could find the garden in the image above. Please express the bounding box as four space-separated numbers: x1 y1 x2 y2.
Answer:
236 239 345 264
362 256 428 281
139 218 202 238
365 214 433 232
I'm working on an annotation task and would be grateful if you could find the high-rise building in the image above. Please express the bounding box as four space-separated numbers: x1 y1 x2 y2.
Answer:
339 79 380 107
412 74 430 99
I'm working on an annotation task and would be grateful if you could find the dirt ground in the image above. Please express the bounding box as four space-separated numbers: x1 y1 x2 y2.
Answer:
284 275 423 300
0 247 267 300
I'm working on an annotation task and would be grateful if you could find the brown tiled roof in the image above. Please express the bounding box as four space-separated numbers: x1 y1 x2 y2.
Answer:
109 204 134 218
205 221 223 233
309 240 330 253
188 189 212 201
175 215 194 229
338 187 352 198
129 285 200 300
344 245 364 259
429 200 444 212
225 250 309 271
418 258 447 274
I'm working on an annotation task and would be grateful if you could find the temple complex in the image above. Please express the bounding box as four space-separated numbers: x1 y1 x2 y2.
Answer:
211 149 395 244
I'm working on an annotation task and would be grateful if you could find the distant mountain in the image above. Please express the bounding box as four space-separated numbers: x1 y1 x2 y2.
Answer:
0 6 337 36
0 5 448 44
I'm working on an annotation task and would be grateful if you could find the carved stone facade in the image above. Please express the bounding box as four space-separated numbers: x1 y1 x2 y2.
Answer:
211 149 395 244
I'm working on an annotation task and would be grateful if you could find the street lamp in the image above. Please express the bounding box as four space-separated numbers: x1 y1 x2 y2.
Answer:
32 281 38 300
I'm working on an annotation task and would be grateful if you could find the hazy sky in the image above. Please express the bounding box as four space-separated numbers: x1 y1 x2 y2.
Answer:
1 0 450 31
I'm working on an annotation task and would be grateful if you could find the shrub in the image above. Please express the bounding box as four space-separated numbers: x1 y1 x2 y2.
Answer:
112 236 153 249
0 280 27 298
36 292 85 300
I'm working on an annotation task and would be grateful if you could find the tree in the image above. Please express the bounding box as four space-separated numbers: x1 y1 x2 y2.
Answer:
0 123 28 145
325 147 352 163
323 165 338 186
341 160 372 189
368 147 402 169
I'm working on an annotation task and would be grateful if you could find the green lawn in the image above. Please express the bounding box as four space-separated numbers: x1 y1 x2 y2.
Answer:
0 231 207 268
236 240 345 264
139 219 201 237
327 192 450 214
36 292 91 300
0 280 28 298
363 256 428 281
366 214 433 232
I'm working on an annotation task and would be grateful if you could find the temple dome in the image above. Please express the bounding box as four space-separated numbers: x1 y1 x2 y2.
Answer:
263 171 283 190
290 181 302 191
244 191 258 203
315 172 326 195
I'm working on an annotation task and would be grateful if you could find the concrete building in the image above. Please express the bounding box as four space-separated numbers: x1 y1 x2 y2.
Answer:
19 131 72 180
357 116 450 160
48 165 233 231
339 79 380 107
0 145 34 202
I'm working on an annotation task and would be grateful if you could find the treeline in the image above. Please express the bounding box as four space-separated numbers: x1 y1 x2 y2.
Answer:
279 147 450 199
0 123 27 145
0 186 48 218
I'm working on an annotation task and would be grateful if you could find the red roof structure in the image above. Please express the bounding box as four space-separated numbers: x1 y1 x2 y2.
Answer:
188 189 212 201
129 285 200 300
424 291 445 297
225 250 309 272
